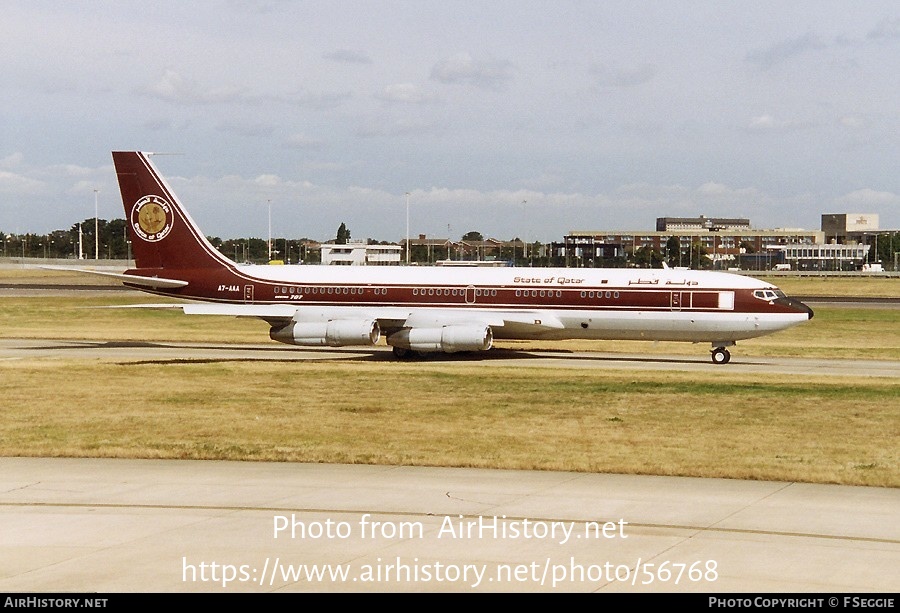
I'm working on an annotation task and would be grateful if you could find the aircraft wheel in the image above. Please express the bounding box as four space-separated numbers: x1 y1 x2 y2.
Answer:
392 346 410 359
711 347 731 364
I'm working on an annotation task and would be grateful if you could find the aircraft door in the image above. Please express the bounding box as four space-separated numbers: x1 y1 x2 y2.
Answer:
465 285 476 304
671 291 682 311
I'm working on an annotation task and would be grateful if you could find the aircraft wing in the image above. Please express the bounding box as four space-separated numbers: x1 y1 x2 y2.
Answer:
116 301 565 332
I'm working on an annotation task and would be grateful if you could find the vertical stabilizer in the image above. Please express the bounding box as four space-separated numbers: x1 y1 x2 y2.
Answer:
112 151 232 272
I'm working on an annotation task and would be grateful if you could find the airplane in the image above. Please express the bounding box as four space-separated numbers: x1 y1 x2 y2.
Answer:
81 151 814 364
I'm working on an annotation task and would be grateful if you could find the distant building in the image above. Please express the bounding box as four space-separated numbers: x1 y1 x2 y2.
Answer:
403 234 458 263
821 213 879 238
656 215 751 232
319 240 401 265
556 226 825 270
403 234 526 263
434 259 509 267
819 213 898 269
772 242 870 271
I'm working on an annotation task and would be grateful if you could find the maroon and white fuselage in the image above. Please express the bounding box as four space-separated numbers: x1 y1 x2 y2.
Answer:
106 151 813 363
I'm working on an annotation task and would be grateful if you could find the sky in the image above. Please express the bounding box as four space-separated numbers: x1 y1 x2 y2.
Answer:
1 0 898 245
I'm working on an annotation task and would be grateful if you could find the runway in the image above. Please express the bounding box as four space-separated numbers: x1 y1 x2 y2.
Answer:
1 457 897 593
1 337 898 378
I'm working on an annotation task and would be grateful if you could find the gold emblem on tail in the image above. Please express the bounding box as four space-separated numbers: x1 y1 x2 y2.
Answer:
131 195 174 242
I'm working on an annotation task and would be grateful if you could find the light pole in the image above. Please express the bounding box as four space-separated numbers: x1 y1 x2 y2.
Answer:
93 189 99 260
521 200 527 264
267 199 272 261
405 192 410 265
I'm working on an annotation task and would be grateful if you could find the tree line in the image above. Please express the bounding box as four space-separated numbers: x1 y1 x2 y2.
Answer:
4 218 897 269
0 218 323 263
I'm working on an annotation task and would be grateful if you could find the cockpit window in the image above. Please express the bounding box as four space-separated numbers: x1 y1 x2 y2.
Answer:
753 289 784 301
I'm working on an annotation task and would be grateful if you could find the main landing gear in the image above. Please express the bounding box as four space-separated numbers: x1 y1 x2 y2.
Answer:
711 346 731 364
392 346 413 359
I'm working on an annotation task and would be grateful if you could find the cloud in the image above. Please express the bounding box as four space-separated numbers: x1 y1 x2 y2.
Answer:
0 153 25 169
430 53 514 90
0 171 45 195
835 188 899 207
283 133 324 149
746 114 813 132
696 182 733 197
748 115 778 130
589 62 658 88
745 33 826 69
253 174 281 187
68 179 104 195
140 69 253 105
55 164 97 178
215 121 276 137
867 17 900 40
355 117 433 138
323 49 372 64
142 117 174 132
376 83 439 104
278 89 352 110
837 115 866 129
747 19 900 71
142 70 351 111
596 182 768 222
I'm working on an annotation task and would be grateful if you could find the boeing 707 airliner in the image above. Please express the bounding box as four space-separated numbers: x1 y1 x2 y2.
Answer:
87 151 813 363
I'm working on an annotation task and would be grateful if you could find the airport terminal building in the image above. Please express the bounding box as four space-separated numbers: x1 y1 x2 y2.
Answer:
554 214 892 272
324 213 893 270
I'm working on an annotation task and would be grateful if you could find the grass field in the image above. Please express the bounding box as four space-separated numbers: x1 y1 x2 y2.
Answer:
1 269 897 488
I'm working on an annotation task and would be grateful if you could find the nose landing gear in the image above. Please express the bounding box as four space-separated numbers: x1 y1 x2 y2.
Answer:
711 346 731 364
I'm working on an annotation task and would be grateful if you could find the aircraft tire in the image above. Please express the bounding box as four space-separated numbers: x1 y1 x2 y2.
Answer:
711 347 731 364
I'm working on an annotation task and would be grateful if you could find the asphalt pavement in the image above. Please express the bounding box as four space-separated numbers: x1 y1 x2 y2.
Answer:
1 457 897 593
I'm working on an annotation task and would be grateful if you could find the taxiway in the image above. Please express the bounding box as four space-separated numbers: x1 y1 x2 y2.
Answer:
0 337 898 378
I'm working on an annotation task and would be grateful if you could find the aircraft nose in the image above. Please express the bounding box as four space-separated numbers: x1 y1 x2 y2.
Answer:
776 297 814 319
799 300 814 320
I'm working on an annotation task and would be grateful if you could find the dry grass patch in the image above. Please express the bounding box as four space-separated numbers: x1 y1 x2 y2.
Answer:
0 267 125 286
758 275 899 298
1 360 896 487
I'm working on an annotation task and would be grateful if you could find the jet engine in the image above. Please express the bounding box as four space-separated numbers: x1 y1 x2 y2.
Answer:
387 325 493 353
270 319 380 347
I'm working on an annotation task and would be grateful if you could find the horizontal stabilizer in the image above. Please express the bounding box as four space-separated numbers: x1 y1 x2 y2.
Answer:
40 266 188 289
